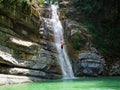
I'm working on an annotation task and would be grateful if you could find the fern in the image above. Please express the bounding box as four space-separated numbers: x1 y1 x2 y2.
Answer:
0 0 3 3
39 0 44 4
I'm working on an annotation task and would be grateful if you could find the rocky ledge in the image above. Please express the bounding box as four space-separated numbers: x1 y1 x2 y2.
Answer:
60 0 120 77
0 0 62 85
75 52 106 76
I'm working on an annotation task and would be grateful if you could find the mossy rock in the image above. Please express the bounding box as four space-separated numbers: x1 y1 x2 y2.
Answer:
70 33 87 50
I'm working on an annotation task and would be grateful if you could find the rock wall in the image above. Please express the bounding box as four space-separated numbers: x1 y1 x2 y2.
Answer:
59 0 120 77
0 0 61 85
59 0 107 77
0 0 119 85
75 52 106 76
62 19 106 77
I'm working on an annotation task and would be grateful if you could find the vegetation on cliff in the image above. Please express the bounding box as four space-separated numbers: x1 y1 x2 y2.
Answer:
71 0 119 59
0 0 63 85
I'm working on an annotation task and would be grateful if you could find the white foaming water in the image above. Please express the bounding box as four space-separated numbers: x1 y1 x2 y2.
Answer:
51 4 74 79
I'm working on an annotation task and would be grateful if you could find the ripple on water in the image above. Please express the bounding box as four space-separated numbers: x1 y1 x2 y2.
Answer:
0 77 120 90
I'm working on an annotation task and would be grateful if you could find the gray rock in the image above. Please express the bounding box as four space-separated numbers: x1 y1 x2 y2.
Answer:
109 61 120 76
0 0 62 85
0 67 46 77
0 51 18 65
79 52 103 60
83 68 93 76
0 74 43 85
75 51 106 76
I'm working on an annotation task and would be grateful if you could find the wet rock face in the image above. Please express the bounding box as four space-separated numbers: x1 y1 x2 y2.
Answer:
63 20 91 46
59 0 120 77
59 0 70 8
0 0 62 85
62 19 93 59
0 74 43 85
60 1 108 77
109 61 120 76
75 52 106 77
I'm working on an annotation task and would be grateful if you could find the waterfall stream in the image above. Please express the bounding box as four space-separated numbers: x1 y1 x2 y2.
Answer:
51 4 74 79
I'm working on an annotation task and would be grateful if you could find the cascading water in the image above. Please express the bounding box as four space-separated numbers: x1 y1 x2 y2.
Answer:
51 4 74 79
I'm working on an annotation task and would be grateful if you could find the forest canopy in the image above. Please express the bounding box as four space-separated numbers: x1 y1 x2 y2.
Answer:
72 0 120 57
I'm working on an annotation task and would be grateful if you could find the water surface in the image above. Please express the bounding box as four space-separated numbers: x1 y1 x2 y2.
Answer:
0 77 120 90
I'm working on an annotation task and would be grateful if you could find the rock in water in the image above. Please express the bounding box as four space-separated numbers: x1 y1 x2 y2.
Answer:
109 61 120 76
75 51 106 76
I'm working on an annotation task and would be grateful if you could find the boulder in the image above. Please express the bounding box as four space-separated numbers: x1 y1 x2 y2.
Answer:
0 74 43 85
0 67 46 78
0 51 18 65
0 0 62 85
75 51 106 76
109 61 120 76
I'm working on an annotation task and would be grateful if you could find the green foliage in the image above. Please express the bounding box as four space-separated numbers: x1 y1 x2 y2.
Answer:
83 21 96 31
39 0 44 4
51 0 57 4
82 4 92 13
0 0 3 3
71 33 87 50
73 0 101 16
72 0 119 57
83 21 120 56
1 0 57 5
0 0 31 16
1 0 30 6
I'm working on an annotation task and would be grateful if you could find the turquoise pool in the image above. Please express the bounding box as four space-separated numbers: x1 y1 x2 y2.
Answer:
0 77 120 90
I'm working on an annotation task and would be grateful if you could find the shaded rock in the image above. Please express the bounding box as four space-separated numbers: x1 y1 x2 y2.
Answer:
0 1 62 85
42 6 52 18
79 52 104 61
62 20 92 51
9 37 38 48
0 67 46 78
0 74 43 85
75 51 106 77
0 51 18 65
59 0 69 7
109 61 120 76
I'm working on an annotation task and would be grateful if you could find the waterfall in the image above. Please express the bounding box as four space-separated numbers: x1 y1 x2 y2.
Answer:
51 4 74 79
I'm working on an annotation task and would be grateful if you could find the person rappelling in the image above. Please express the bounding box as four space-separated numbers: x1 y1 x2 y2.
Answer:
61 43 64 49
60 36 64 49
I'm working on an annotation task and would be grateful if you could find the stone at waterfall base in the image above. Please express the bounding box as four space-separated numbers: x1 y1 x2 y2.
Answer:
75 52 106 77
0 74 44 85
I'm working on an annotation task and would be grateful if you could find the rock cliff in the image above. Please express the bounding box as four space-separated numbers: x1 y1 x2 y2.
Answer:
59 0 106 77
59 0 119 77
0 0 119 85
0 0 61 85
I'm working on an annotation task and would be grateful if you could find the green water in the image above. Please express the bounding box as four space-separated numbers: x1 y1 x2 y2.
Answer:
0 77 120 90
